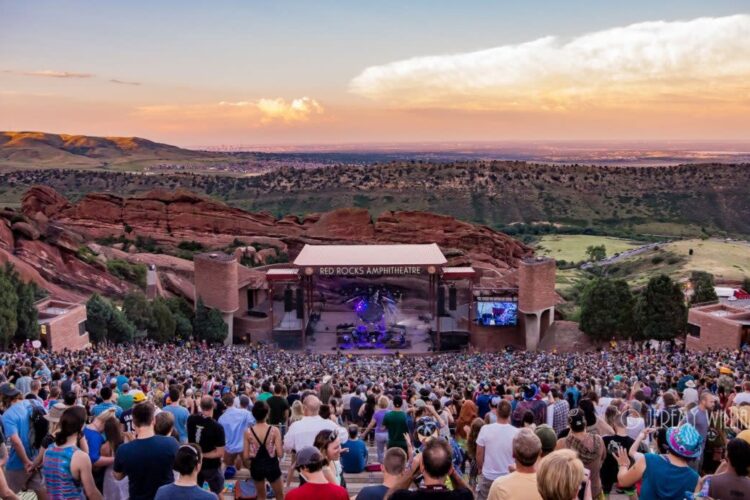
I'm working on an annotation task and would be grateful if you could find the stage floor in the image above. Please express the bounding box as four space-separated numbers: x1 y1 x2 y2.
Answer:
306 310 434 354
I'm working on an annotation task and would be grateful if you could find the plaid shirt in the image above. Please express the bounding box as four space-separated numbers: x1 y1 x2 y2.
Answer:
551 399 570 435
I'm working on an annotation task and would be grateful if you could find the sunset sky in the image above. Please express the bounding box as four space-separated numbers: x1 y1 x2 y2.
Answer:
1 1 749 147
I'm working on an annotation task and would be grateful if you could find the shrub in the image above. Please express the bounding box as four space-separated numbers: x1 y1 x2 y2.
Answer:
106 260 147 288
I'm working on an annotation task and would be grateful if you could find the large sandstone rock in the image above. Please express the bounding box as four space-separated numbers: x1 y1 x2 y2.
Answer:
11 221 41 241
20 186 533 292
14 239 131 296
21 185 71 218
0 220 13 251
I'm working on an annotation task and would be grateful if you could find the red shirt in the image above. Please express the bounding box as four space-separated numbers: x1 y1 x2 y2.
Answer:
286 482 349 500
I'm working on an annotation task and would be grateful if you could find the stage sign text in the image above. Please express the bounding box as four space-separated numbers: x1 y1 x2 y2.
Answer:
318 266 424 276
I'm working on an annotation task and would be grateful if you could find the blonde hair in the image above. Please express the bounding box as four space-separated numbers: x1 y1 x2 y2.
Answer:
536 449 585 500
378 396 389 409
290 400 304 424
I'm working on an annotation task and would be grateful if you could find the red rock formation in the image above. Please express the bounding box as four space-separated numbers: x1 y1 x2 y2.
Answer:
17 186 534 297
0 184 550 325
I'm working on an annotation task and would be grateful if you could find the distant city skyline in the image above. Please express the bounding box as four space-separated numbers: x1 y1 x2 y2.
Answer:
1 1 749 146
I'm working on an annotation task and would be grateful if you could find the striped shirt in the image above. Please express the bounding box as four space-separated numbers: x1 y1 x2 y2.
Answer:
43 445 84 500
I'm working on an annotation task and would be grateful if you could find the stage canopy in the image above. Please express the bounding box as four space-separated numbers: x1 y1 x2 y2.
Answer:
294 243 447 267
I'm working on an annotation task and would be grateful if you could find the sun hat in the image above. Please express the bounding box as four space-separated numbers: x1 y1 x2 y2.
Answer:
685 380 696 388
44 403 70 423
666 424 703 459
719 366 733 375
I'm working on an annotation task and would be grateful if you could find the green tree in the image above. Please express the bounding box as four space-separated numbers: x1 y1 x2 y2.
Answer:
108 308 136 343
86 294 112 342
0 272 18 348
634 274 687 340
86 293 136 343
690 271 718 305
579 277 634 340
585 244 607 262
3 264 38 341
193 297 228 344
149 298 176 343
122 292 153 332
166 296 193 339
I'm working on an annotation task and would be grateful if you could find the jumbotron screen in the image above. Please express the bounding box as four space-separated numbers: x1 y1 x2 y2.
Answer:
476 301 518 327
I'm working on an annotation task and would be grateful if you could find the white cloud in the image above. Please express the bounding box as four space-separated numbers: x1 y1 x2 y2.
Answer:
23 70 93 78
221 97 324 122
349 15 750 111
136 97 324 127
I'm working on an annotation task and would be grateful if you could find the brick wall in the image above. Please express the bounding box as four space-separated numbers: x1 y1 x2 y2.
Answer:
194 252 239 313
42 304 89 352
686 309 743 351
518 259 557 313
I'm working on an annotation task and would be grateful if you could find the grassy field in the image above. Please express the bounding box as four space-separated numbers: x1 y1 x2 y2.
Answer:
665 239 750 282
596 238 750 287
535 234 644 263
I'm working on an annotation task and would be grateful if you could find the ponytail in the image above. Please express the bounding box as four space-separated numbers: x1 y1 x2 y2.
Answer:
54 406 86 446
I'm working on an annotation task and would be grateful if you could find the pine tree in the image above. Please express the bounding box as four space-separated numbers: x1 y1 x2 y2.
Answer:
690 271 718 305
86 294 112 343
149 298 176 343
3 264 39 341
634 274 687 340
0 272 18 348
579 277 634 339
193 297 228 344
122 292 153 333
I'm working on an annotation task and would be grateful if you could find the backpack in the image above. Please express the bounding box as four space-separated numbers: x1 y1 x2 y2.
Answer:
29 402 49 450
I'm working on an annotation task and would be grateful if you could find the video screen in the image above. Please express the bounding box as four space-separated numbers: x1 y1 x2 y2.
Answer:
476 301 518 327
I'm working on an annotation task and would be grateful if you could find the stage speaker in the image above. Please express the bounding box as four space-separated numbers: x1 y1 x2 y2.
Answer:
437 286 446 315
448 287 457 311
284 288 293 312
296 288 304 319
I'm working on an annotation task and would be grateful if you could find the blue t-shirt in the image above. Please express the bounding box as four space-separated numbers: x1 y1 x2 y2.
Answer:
341 439 368 473
114 435 180 500
640 453 699 500
1 400 37 470
476 394 492 418
155 483 217 500
83 427 105 465
356 485 388 500
91 401 123 418
163 404 190 443
218 407 255 454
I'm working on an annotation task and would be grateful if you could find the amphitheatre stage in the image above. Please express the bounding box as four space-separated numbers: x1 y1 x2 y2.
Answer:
195 243 558 353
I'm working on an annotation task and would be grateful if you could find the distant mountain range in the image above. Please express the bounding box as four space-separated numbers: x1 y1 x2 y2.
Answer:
0 131 210 167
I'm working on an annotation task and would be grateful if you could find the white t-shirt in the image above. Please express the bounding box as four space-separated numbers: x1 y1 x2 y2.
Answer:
683 387 699 405
283 416 348 452
476 422 519 480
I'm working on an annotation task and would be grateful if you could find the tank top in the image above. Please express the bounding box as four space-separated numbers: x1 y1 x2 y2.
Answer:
43 445 84 500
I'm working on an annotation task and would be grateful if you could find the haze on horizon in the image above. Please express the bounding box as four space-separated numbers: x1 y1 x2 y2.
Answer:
1 0 750 148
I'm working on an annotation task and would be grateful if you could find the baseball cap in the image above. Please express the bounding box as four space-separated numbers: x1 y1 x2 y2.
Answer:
295 446 324 468
0 383 20 398
132 391 147 404
414 399 426 409
535 425 557 454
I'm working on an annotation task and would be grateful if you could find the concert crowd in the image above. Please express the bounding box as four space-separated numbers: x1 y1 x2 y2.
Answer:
0 340 748 500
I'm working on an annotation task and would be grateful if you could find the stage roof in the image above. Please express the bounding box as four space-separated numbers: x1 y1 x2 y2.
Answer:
294 244 447 267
